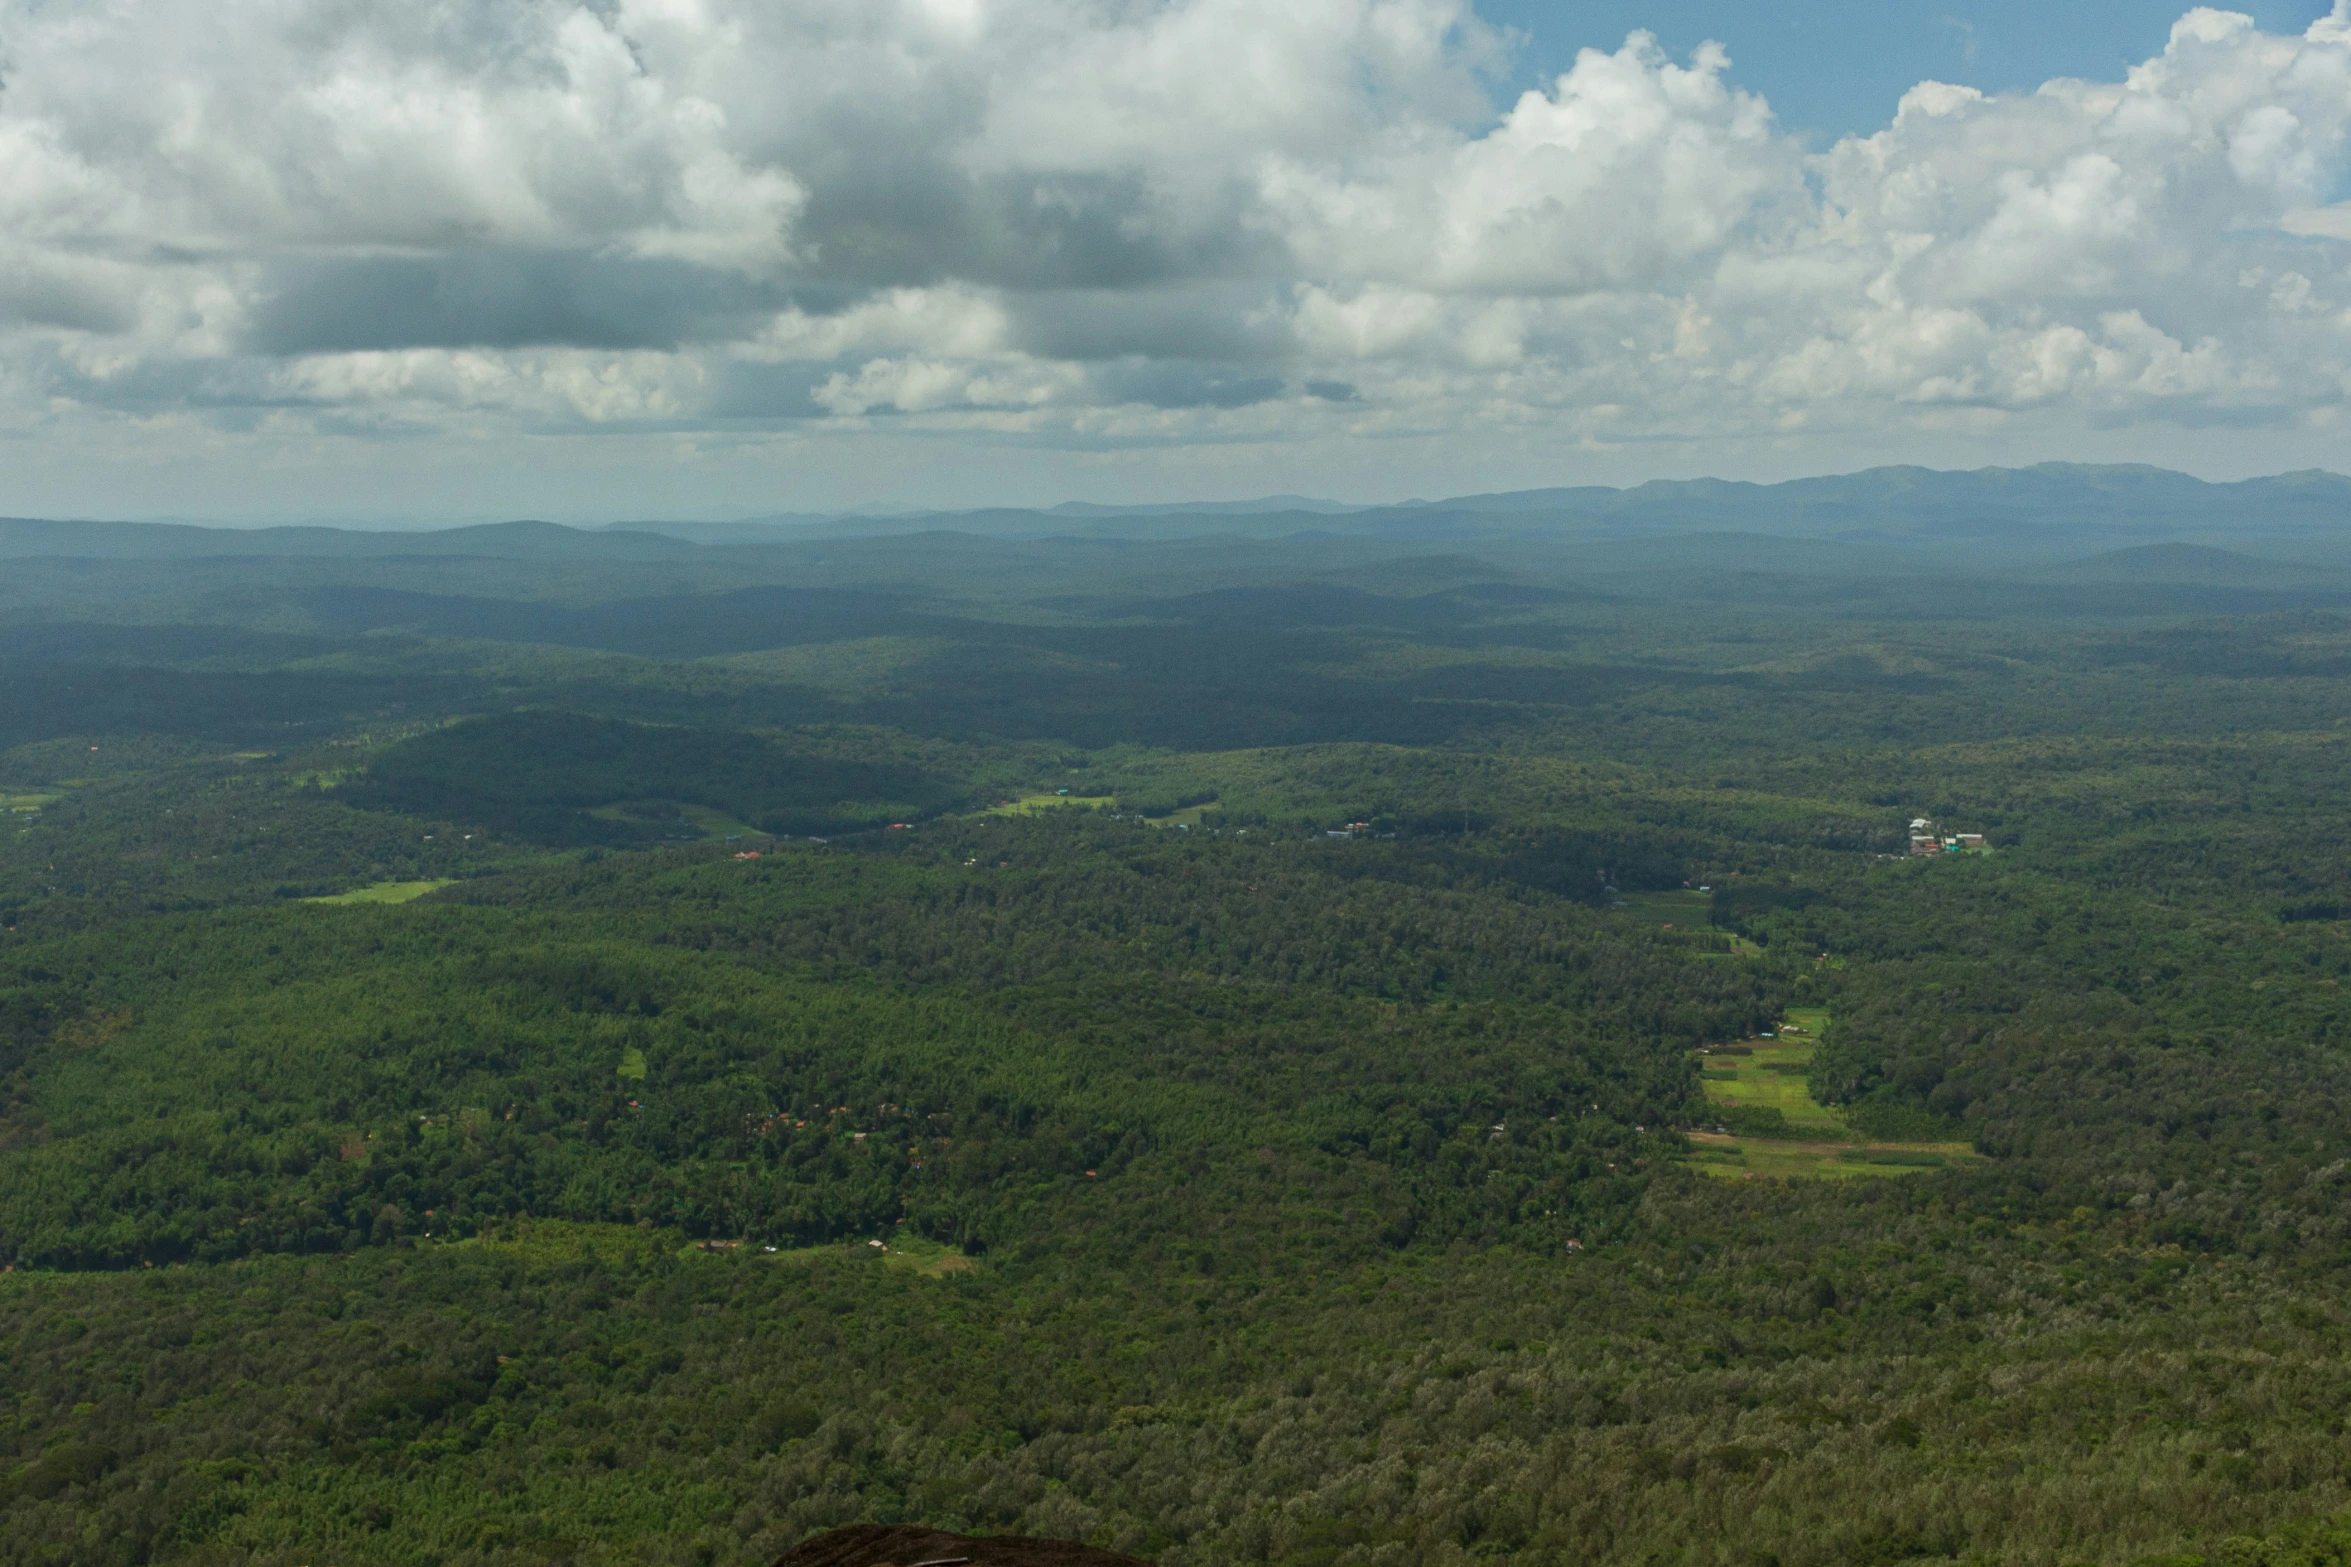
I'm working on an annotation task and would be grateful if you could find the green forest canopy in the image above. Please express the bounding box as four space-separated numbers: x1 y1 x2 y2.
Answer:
3 509 2351 1565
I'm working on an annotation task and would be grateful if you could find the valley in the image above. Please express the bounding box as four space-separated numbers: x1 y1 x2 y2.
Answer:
2 480 2351 1565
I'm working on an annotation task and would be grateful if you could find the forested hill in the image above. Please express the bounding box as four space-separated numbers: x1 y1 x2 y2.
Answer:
9 462 2351 560
5 522 2351 1565
0 517 700 562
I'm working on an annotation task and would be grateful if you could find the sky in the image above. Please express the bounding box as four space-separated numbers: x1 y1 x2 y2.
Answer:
4 1 2351 521
1485 2 2338 141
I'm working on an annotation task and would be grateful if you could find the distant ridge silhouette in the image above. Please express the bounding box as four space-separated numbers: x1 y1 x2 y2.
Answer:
9 463 2351 557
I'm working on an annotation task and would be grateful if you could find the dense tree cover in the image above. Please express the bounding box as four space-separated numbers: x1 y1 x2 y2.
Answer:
344 712 973 845
0 756 506 929
442 819 1767 1012
0 816 1777 1269
14 572 2351 768
7 548 2351 1563
7 1199 2351 1567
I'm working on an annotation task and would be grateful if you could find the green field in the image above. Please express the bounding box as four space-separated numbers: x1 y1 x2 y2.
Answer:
862 1233 977 1277
1697 1007 1847 1134
1615 888 1711 923
670 1234 975 1276
1683 1131 1975 1180
983 791 1114 815
678 802 768 839
1690 1008 1974 1178
0 793 59 813
302 879 455 905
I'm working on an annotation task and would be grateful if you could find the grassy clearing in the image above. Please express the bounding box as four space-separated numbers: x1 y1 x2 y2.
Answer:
1697 1007 1846 1137
1689 1007 1978 1180
874 1233 977 1276
2 793 61 813
683 1234 975 1276
1617 889 1710 922
1683 1132 1974 1180
983 792 1114 816
303 880 455 905
676 802 767 839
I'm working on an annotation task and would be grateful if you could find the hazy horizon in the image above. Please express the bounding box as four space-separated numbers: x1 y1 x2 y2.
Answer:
13 458 2351 533
4 2 2351 522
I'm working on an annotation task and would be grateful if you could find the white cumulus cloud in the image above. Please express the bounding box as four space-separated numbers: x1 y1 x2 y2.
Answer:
0 0 2349 512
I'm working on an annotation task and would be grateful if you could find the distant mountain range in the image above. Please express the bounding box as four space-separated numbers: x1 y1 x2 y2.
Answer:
546 464 2351 562
0 516 698 562
9 464 2351 569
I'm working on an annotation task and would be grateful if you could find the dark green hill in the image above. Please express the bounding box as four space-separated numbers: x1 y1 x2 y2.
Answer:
0 517 698 562
343 712 969 843
2042 541 2335 589
12 464 2351 564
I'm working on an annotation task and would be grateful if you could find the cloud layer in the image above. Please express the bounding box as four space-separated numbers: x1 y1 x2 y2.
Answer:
3 0 2351 508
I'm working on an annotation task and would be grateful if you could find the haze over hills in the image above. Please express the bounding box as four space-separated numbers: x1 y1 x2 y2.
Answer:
7 463 2351 647
2037 542 2351 591
13 448 2351 1566
9 464 2351 566
0 516 702 563
612 463 2351 555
